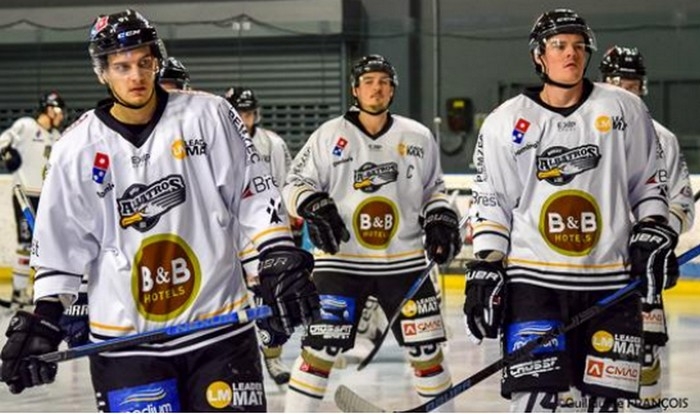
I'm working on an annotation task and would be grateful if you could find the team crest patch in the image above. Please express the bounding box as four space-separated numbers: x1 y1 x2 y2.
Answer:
117 175 187 232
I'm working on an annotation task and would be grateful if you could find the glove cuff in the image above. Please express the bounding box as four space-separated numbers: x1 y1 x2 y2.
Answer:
6 311 63 348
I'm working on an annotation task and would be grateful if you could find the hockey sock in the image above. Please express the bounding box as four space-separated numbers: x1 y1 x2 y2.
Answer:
11 245 31 301
406 344 454 412
284 347 338 412
629 344 662 412
261 345 283 359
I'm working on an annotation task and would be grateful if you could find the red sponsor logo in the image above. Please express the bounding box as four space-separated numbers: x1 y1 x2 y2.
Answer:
586 359 604 378
403 322 417 336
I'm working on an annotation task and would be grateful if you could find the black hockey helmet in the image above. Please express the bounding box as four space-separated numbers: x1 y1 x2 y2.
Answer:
88 9 167 70
39 91 66 111
350 54 398 88
529 9 596 55
599 45 646 79
224 86 259 111
159 57 190 90
599 45 647 96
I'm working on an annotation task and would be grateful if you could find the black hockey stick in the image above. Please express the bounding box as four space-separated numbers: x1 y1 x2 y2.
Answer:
337 280 641 412
336 243 700 412
36 305 272 363
357 214 469 371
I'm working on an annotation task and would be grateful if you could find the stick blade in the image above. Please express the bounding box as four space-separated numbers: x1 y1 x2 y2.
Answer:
334 385 387 412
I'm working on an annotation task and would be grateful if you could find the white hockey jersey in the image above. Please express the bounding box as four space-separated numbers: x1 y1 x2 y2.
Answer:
653 119 694 234
283 110 454 276
238 126 292 280
31 89 294 355
470 81 668 291
0 117 60 195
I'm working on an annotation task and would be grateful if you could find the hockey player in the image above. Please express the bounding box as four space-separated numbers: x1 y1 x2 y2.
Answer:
0 91 65 307
0 9 320 412
159 56 191 91
225 86 294 385
465 9 677 412
600 45 694 412
282 54 462 412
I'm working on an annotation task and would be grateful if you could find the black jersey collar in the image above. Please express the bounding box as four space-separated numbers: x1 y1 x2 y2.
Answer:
524 78 594 117
95 85 169 149
344 109 394 140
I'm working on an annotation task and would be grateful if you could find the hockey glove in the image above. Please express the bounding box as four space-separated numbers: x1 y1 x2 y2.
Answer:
258 246 320 336
251 285 291 347
0 311 63 394
58 292 89 348
298 192 350 254
422 208 462 265
0 146 22 173
463 259 505 344
629 221 679 303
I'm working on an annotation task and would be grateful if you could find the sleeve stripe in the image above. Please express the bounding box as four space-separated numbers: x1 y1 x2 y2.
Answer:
34 270 82 281
258 236 295 251
472 231 510 243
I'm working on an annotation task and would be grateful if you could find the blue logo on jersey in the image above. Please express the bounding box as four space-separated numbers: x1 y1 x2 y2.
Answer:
107 378 180 412
319 295 356 323
506 320 565 355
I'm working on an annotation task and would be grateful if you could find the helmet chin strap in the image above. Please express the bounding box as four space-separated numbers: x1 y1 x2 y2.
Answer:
357 103 389 116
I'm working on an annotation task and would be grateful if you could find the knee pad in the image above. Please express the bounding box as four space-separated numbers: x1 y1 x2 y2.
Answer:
405 344 451 397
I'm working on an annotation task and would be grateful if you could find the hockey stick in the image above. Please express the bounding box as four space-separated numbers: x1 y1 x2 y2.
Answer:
337 280 641 412
0 185 37 309
357 214 469 371
13 184 36 233
36 305 272 363
337 243 700 412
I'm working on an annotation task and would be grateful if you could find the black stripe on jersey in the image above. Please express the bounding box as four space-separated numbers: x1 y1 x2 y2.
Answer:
91 323 250 355
315 256 427 267
240 255 259 265
257 236 295 251
34 270 82 281
314 258 427 276
472 231 510 243
422 199 450 213
507 266 630 291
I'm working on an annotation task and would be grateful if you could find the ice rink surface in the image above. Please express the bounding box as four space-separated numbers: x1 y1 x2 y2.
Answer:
0 288 698 412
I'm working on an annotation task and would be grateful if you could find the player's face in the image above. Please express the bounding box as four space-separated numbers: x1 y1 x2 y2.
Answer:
607 77 643 96
238 109 256 134
538 33 588 85
353 71 394 113
103 46 158 107
48 106 65 129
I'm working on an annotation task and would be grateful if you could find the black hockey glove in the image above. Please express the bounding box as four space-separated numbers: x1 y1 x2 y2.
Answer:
629 221 679 303
0 311 63 394
58 292 89 348
258 246 320 336
463 260 505 344
422 208 462 265
0 146 22 173
298 192 350 254
251 285 291 347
